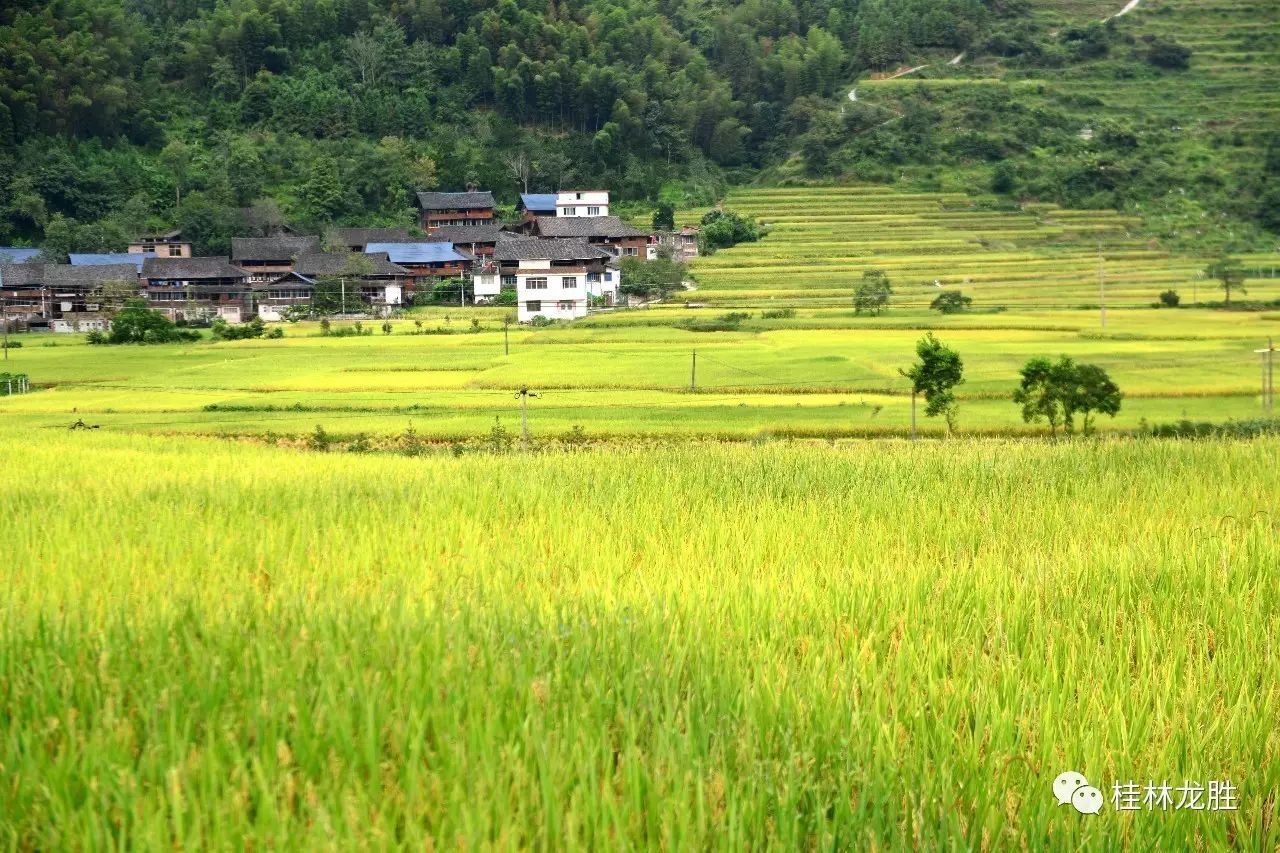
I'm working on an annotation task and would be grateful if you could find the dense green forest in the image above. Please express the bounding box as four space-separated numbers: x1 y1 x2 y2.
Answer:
0 0 1276 256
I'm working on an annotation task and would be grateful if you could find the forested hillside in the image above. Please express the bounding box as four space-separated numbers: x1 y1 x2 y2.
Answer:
0 0 1275 255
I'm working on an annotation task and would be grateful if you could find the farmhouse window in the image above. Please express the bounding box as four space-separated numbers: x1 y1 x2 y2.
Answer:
526 277 548 290
561 277 577 288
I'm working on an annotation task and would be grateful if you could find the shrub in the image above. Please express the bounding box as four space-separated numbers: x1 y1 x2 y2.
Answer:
1147 38 1191 70
1158 289 1180 308
103 299 200 344
698 210 760 254
760 308 796 319
930 291 973 314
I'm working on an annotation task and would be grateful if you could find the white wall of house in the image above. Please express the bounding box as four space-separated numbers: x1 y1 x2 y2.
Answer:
51 318 111 333
585 268 620 304
555 190 609 218
517 269 588 322
383 283 403 306
472 273 500 301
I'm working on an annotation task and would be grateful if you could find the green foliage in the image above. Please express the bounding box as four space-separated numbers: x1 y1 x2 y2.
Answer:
697 211 761 255
102 299 200 345
853 269 892 316
1013 356 1122 436
1147 38 1192 70
1158 289 1181 308
930 291 972 314
620 256 686 300
211 316 270 341
901 333 964 433
1205 253 1247 306
652 203 675 231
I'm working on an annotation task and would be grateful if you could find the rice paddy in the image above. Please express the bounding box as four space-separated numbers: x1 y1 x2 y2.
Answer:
3 429 1278 847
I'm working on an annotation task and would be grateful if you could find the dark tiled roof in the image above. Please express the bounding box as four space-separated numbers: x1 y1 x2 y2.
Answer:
423 225 509 244
230 235 321 261
533 216 648 239
45 264 140 285
331 227 412 247
416 191 496 211
293 252 409 277
143 257 249 280
492 238 613 262
0 263 45 286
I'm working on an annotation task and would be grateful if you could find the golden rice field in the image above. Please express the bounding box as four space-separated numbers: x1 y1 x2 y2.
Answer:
680 186 1280 309
3 429 1278 847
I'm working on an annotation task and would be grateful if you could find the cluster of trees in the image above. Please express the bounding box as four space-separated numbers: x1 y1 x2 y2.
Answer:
901 335 1122 436
0 0 1024 250
698 210 761 254
86 299 200 344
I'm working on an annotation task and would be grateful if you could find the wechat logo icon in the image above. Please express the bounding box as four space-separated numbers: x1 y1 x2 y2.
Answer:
1054 771 1104 815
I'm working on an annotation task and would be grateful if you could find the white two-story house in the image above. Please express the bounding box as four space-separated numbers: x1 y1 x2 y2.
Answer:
555 190 609 218
472 238 619 322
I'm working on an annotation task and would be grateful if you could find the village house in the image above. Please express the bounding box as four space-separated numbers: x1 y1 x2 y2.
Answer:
292 252 411 315
658 225 700 262
128 229 192 258
424 225 514 258
528 215 652 258
364 242 471 288
1 263 138 328
0 263 48 326
555 190 610 218
142 256 251 323
415 190 496 234
330 227 411 252
231 235 322 284
473 238 618 322
253 272 316 321
517 193 557 225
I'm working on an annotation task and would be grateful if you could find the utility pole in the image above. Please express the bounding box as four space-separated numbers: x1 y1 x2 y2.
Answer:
1098 241 1106 328
1257 338 1277 413
515 386 539 449
690 350 697 391
503 318 510 355
1 265 7 362
910 390 917 441
340 278 346 316
460 277 465 307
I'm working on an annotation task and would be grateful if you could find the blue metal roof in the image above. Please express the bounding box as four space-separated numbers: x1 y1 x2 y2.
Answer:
0 247 40 263
366 242 469 264
70 252 154 271
520 193 557 212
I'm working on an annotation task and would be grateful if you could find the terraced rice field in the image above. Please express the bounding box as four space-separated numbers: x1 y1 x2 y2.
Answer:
1047 0 1280 138
681 186 1280 308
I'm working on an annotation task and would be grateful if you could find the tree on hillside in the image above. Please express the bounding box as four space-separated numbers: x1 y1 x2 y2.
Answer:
901 333 965 435
853 269 892 316
653 202 675 231
930 290 972 314
1205 252 1246 306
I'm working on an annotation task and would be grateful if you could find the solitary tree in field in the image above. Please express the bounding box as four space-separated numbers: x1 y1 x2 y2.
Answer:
1066 362 1123 435
1013 356 1122 436
901 333 965 436
1205 253 1246 306
854 269 892 316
